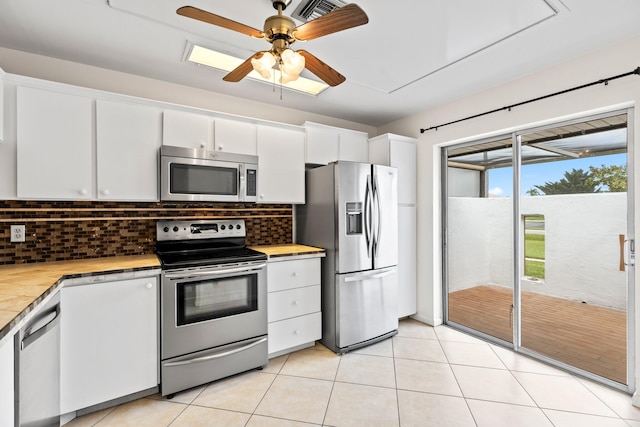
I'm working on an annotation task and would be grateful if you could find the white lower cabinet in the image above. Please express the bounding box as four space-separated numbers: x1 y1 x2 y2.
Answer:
0 336 14 427
267 257 322 357
61 275 158 414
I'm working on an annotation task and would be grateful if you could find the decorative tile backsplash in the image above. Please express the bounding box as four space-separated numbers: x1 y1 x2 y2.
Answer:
0 201 293 264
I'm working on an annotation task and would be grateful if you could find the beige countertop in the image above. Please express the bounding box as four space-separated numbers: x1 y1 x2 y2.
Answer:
0 254 160 341
250 244 325 258
0 245 324 343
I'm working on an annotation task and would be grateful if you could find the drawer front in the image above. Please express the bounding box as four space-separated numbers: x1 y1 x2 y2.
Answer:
268 312 322 355
267 258 320 292
268 285 321 322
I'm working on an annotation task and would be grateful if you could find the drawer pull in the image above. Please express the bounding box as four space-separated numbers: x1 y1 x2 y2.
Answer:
292 300 299 306
293 330 299 335
292 272 299 277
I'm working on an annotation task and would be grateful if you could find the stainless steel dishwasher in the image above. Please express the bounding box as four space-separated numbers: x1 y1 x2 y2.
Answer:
15 292 61 427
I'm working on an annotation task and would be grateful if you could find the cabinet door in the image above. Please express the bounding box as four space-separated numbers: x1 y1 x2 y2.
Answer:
61 276 158 413
305 124 339 165
0 337 14 427
96 100 161 201
339 130 368 162
17 86 92 199
397 206 417 317
391 138 417 205
162 109 213 149
257 125 305 203
214 118 257 155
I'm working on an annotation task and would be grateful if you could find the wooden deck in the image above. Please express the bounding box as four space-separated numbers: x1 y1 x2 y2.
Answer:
448 285 627 384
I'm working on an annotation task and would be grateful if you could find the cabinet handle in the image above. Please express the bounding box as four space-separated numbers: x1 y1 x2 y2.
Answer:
146 283 153 289
293 330 299 335
260 194 265 199
292 300 299 306
101 189 110 196
79 189 88 196
218 144 224 151
200 142 206 148
292 272 298 277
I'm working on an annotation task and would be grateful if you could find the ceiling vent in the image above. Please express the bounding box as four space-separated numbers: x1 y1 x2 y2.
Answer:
292 0 347 22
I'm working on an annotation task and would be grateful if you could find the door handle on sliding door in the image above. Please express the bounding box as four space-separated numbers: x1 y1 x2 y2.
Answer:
620 235 635 271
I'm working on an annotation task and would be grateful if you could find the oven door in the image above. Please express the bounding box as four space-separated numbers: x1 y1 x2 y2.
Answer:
161 261 267 360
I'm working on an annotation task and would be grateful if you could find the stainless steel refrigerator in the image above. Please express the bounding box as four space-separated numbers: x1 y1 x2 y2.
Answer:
296 161 398 353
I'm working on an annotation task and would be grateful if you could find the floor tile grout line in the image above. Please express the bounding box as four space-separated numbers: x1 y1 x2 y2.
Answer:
320 349 343 427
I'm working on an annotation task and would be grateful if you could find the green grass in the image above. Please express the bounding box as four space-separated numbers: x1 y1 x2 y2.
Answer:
525 232 545 279
525 259 545 279
525 233 545 260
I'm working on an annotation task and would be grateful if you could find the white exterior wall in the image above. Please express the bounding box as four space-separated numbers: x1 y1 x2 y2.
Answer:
448 194 627 309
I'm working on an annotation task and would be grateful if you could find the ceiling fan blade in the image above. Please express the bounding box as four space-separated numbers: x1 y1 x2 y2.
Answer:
223 52 266 82
293 4 368 41
297 50 346 87
177 6 264 38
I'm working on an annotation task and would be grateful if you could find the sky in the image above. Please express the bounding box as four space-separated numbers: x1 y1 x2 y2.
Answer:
488 153 627 197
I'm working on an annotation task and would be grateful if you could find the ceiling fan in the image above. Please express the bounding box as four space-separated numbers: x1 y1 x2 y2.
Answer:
177 0 368 86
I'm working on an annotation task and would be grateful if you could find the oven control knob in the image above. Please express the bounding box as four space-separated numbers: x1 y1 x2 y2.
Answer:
163 226 169 233
236 224 241 230
221 225 226 230
173 226 179 232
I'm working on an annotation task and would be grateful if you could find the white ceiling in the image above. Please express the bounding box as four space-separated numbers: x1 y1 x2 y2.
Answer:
0 0 639 126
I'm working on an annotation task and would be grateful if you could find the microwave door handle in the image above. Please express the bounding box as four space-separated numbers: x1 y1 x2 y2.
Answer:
238 163 246 202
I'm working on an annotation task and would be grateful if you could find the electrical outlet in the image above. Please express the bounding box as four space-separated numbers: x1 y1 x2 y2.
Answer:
11 225 25 243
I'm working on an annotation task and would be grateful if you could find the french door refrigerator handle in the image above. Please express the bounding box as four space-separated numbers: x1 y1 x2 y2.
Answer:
364 175 374 258
372 173 382 258
344 267 395 282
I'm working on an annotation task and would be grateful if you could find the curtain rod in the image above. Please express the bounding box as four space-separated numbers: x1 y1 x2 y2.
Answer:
419 66 640 134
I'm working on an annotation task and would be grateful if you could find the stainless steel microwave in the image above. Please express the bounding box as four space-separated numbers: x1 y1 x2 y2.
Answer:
160 145 258 203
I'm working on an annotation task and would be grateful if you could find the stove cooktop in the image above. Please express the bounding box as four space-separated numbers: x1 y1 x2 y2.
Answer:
155 219 266 269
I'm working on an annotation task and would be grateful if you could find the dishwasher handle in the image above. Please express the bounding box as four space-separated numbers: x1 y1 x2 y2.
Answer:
21 303 61 351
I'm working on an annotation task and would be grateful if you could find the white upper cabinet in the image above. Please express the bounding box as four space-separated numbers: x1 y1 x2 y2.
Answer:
338 129 369 163
305 122 339 165
96 100 162 201
0 71 5 142
162 109 213 150
369 134 417 205
214 118 257 155
17 86 92 200
304 122 368 165
257 124 305 204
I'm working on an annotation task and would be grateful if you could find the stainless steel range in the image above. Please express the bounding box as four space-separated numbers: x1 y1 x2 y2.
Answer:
156 219 268 397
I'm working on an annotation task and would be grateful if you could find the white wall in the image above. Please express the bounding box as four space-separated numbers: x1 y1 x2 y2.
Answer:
448 194 627 309
0 47 376 135
379 32 640 394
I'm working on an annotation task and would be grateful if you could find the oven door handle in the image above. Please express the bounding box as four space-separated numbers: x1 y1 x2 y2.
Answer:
163 263 267 279
163 336 268 367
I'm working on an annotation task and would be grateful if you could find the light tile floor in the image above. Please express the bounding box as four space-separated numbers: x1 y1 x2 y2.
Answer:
66 319 640 426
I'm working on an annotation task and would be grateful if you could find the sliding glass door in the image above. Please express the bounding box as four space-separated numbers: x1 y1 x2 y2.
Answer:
444 136 514 344
443 109 635 390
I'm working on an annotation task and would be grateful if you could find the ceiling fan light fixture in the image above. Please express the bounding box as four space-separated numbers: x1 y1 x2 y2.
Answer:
280 48 305 78
184 43 329 96
251 51 276 79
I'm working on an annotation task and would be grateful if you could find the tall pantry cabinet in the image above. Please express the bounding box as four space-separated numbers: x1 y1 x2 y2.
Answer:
369 134 417 318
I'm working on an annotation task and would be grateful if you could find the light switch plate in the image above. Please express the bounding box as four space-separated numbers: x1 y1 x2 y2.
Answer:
11 225 25 243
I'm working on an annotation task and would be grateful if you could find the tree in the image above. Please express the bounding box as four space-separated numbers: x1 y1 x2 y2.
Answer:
533 168 599 195
588 164 627 192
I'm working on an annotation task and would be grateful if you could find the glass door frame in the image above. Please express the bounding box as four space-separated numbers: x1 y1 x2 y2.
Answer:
442 107 635 393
